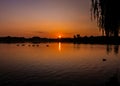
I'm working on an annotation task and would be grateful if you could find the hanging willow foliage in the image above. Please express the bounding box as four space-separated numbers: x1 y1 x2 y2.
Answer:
91 0 120 37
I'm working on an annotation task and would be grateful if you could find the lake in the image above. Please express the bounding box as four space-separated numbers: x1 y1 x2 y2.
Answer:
0 43 120 86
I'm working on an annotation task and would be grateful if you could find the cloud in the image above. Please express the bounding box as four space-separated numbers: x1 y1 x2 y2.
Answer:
64 32 73 34
36 31 45 34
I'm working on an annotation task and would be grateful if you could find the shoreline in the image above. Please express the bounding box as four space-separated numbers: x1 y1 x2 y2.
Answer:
0 36 120 44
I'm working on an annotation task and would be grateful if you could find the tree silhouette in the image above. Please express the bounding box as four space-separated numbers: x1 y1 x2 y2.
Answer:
91 0 120 37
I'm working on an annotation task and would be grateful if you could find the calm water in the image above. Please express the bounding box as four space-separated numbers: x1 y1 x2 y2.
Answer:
0 43 120 86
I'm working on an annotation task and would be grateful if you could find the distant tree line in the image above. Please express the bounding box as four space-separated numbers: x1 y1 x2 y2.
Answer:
74 34 81 39
0 36 120 44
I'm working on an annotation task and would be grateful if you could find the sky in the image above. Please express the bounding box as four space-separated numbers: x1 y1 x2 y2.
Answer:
0 0 101 38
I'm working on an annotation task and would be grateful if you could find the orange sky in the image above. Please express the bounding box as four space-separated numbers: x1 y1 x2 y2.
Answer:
0 0 101 38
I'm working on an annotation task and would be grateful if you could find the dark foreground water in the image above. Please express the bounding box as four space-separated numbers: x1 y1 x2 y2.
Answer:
0 43 120 86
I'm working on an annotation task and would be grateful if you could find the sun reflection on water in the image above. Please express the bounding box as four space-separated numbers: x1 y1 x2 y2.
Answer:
58 42 61 51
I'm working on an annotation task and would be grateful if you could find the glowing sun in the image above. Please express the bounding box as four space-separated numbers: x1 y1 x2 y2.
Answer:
58 35 62 38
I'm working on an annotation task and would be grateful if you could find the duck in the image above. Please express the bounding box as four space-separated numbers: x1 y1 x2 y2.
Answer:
103 59 107 61
46 45 49 47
